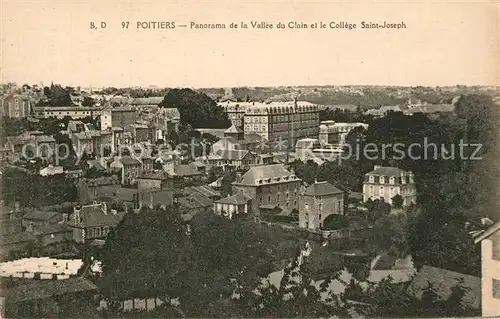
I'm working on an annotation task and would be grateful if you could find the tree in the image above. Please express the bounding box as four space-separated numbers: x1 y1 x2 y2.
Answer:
391 194 404 208
322 214 349 230
220 171 236 197
159 88 231 128
367 213 409 257
98 206 277 317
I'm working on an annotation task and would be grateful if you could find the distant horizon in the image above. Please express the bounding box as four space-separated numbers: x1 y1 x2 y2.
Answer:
2 81 498 90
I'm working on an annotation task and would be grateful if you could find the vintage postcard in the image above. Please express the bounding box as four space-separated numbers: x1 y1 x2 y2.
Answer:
0 0 499 317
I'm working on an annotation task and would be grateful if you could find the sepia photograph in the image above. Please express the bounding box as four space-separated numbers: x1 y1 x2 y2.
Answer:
0 1 499 318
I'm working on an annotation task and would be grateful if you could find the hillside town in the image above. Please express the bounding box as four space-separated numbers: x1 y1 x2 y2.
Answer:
0 83 499 318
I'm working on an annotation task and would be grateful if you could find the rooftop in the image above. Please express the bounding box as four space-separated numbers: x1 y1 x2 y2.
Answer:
236 164 299 186
0 257 84 278
406 265 481 310
23 210 59 221
3 277 97 304
303 181 343 197
216 192 252 205
367 166 408 176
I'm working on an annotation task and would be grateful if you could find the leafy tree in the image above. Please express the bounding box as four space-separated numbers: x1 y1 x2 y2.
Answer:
159 88 231 128
391 194 404 208
367 213 409 257
322 214 349 230
220 171 236 197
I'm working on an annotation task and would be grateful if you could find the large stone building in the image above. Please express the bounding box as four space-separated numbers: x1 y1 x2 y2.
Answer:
299 181 344 230
362 165 417 206
100 107 138 130
474 222 500 317
319 121 369 146
217 100 253 127
1 95 32 118
232 164 302 214
33 106 102 119
242 100 319 151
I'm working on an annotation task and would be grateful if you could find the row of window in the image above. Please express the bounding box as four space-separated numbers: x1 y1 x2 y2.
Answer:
86 226 110 238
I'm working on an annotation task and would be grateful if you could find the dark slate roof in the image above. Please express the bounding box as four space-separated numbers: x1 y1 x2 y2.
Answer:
184 185 220 198
178 193 213 209
174 164 202 177
303 181 343 197
217 149 252 161
121 156 142 166
77 204 125 228
36 223 73 235
216 192 252 205
4 277 98 303
23 210 59 221
237 164 299 186
0 231 36 245
407 265 481 310
93 185 138 202
367 166 406 176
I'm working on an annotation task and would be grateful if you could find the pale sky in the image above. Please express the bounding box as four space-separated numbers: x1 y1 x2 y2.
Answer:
1 0 498 88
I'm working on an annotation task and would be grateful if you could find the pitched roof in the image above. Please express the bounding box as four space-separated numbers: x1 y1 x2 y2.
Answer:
367 166 407 176
224 124 243 134
4 277 98 303
76 204 124 228
406 265 481 309
237 164 299 186
474 220 500 243
0 231 36 245
303 181 343 197
216 192 252 205
23 210 59 221
178 193 213 209
36 223 72 235
184 185 220 198
120 156 141 166
174 164 202 177
217 149 252 161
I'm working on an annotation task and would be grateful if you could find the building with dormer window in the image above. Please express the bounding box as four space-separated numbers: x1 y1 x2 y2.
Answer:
363 165 417 206
232 164 302 214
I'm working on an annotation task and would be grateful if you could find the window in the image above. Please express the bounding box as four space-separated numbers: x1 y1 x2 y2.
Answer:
369 175 374 183
379 176 385 184
493 279 500 299
268 195 271 202
493 236 500 261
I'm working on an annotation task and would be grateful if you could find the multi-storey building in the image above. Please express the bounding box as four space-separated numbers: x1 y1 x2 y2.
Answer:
362 165 417 206
319 121 369 146
211 124 263 154
217 100 253 127
243 100 319 151
474 222 500 317
1 95 32 118
100 107 138 130
33 106 102 119
69 202 125 243
232 164 302 214
299 181 344 230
